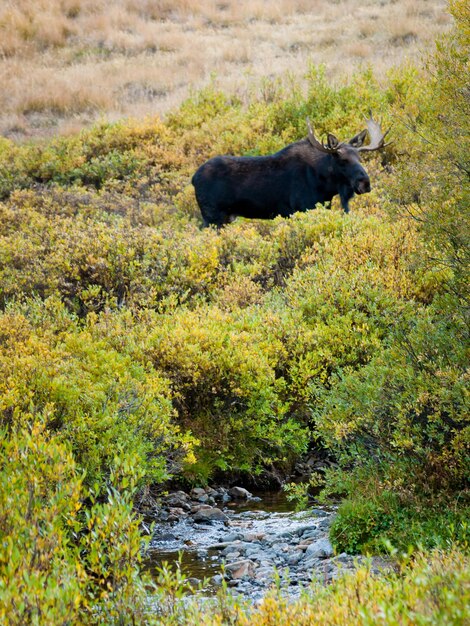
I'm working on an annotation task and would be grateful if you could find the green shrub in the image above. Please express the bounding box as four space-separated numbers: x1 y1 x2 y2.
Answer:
0 297 195 487
142 304 309 479
0 420 157 625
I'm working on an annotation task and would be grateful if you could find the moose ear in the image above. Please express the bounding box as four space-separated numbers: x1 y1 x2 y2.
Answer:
348 129 368 148
327 134 340 150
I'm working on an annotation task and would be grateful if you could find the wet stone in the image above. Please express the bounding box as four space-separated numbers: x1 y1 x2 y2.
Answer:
228 486 252 499
146 490 383 604
192 507 228 523
156 532 177 542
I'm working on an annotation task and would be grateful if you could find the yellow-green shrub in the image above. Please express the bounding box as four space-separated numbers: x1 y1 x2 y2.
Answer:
0 420 157 625
142 305 308 479
0 297 194 486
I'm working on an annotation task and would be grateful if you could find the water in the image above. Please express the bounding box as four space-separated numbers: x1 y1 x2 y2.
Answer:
144 490 389 605
144 490 322 588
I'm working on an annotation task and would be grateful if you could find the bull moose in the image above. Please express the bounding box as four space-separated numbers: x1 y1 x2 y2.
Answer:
192 115 389 227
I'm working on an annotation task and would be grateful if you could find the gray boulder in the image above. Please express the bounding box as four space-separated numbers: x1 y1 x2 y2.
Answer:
304 538 334 559
192 507 228 523
228 486 252 499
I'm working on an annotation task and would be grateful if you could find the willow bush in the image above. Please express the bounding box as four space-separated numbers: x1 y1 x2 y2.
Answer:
0 4 469 621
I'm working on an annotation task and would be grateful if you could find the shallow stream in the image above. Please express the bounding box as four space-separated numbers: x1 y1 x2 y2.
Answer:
145 490 342 599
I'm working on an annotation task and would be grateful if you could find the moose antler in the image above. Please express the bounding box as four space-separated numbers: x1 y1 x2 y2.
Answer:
357 113 391 152
306 117 341 154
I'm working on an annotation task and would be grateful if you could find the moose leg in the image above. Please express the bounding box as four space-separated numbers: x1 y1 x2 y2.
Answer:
200 204 231 228
339 187 354 214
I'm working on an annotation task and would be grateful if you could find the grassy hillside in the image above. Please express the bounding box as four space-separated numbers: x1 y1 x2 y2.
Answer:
0 1 468 623
0 0 450 139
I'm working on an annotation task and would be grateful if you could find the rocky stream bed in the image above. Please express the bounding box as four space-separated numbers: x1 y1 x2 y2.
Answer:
145 486 392 602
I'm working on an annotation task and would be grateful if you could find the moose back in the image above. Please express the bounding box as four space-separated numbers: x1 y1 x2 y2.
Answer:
192 116 388 227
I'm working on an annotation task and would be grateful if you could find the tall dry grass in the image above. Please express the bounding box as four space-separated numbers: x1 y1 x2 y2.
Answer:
0 0 451 139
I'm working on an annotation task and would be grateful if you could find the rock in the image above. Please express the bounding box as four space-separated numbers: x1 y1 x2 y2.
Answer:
167 507 187 522
208 542 231 550
222 541 242 555
279 530 294 540
333 552 353 565
164 496 191 511
192 507 228 523
225 551 241 560
164 490 190 501
286 552 303 566
190 487 207 500
255 566 275 581
259 550 277 562
242 532 265 542
316 518 332 531
301 529 320 540
301 556 321 572
271 542 289 553
370 557 394 575
221 532 244 543
225 559 257 579
245 546 263 558
210 574 224 586
228 486 252 499
190 503 212 513
295 524 318 536
304 538 334 559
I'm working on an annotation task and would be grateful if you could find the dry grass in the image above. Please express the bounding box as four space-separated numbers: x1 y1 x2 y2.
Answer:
0 0 451 139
